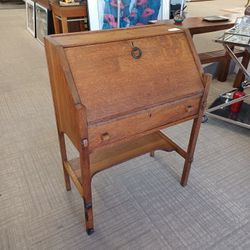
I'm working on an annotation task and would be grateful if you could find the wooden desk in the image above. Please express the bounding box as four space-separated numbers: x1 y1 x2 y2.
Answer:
162 17 247 86
51 3 87 33
45 24 211 234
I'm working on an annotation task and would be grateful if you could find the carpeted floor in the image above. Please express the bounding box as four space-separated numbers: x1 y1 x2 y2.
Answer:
0 3 250 250
0 1 24 9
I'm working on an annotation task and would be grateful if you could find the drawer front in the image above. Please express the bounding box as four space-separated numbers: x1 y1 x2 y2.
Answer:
88 96 201 151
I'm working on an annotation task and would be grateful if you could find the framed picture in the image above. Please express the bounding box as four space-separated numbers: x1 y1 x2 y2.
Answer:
87 0 170 31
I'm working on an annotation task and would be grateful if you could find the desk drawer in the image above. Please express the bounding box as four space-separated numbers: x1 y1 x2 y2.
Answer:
88 96 201 151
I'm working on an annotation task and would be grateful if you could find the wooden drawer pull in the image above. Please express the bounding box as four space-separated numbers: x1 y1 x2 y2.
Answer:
101 133 110 141
186 105 194 112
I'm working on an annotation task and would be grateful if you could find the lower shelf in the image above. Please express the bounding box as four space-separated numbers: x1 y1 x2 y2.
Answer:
64 131 187 195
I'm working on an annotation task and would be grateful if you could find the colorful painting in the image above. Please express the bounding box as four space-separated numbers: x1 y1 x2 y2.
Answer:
87 0 170 30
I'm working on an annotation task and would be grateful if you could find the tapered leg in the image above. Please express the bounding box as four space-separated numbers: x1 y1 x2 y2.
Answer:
181 73 212 186
58 132 71 191
181 117 202 187
80 144 94 235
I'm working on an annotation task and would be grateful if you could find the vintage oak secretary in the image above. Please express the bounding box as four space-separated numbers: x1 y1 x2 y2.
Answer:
45 24 211 235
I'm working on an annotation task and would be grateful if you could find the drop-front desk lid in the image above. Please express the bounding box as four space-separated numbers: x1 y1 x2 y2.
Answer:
46 24 204 125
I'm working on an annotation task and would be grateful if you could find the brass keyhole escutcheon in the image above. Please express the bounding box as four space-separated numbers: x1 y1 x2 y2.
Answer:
131 47 142 59
131 42 142 59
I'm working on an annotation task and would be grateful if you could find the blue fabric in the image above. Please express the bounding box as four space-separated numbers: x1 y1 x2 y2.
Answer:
102 0 162 29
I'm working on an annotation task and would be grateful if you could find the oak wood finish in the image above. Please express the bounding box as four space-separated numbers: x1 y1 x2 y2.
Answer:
45 24 211 235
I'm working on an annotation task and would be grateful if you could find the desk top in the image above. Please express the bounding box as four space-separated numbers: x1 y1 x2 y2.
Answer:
162 17 235 35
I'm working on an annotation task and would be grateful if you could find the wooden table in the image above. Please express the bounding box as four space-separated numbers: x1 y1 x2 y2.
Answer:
165 16 235 36
51 3 87 33
162 17 248 87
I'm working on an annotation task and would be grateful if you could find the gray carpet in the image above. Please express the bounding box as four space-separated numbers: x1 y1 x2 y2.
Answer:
0 2 25 10
1 8 250 250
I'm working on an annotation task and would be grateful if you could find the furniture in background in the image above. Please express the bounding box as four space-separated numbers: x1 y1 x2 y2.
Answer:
245 6 250 15
233 6 250 88
50 3 88 33
26 0 35 37
45 24 211 234
206 16 250 129
35 0 54 44
164 17 247 87
25 0 54 43
87 0 170 30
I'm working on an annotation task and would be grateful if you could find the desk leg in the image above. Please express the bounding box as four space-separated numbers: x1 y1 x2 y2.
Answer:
79 20 85 31
233 50 250 88
181 73 211 186
61 17 69 33
52 14 61 34
217 51 232 82
181 117 202 186
80 145 94 235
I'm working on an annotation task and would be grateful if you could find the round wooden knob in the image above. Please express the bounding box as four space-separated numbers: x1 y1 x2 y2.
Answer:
101 133 110 141
186 105 194 112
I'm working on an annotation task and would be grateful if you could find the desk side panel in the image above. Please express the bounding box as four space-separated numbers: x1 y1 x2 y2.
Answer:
45 38 84 151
